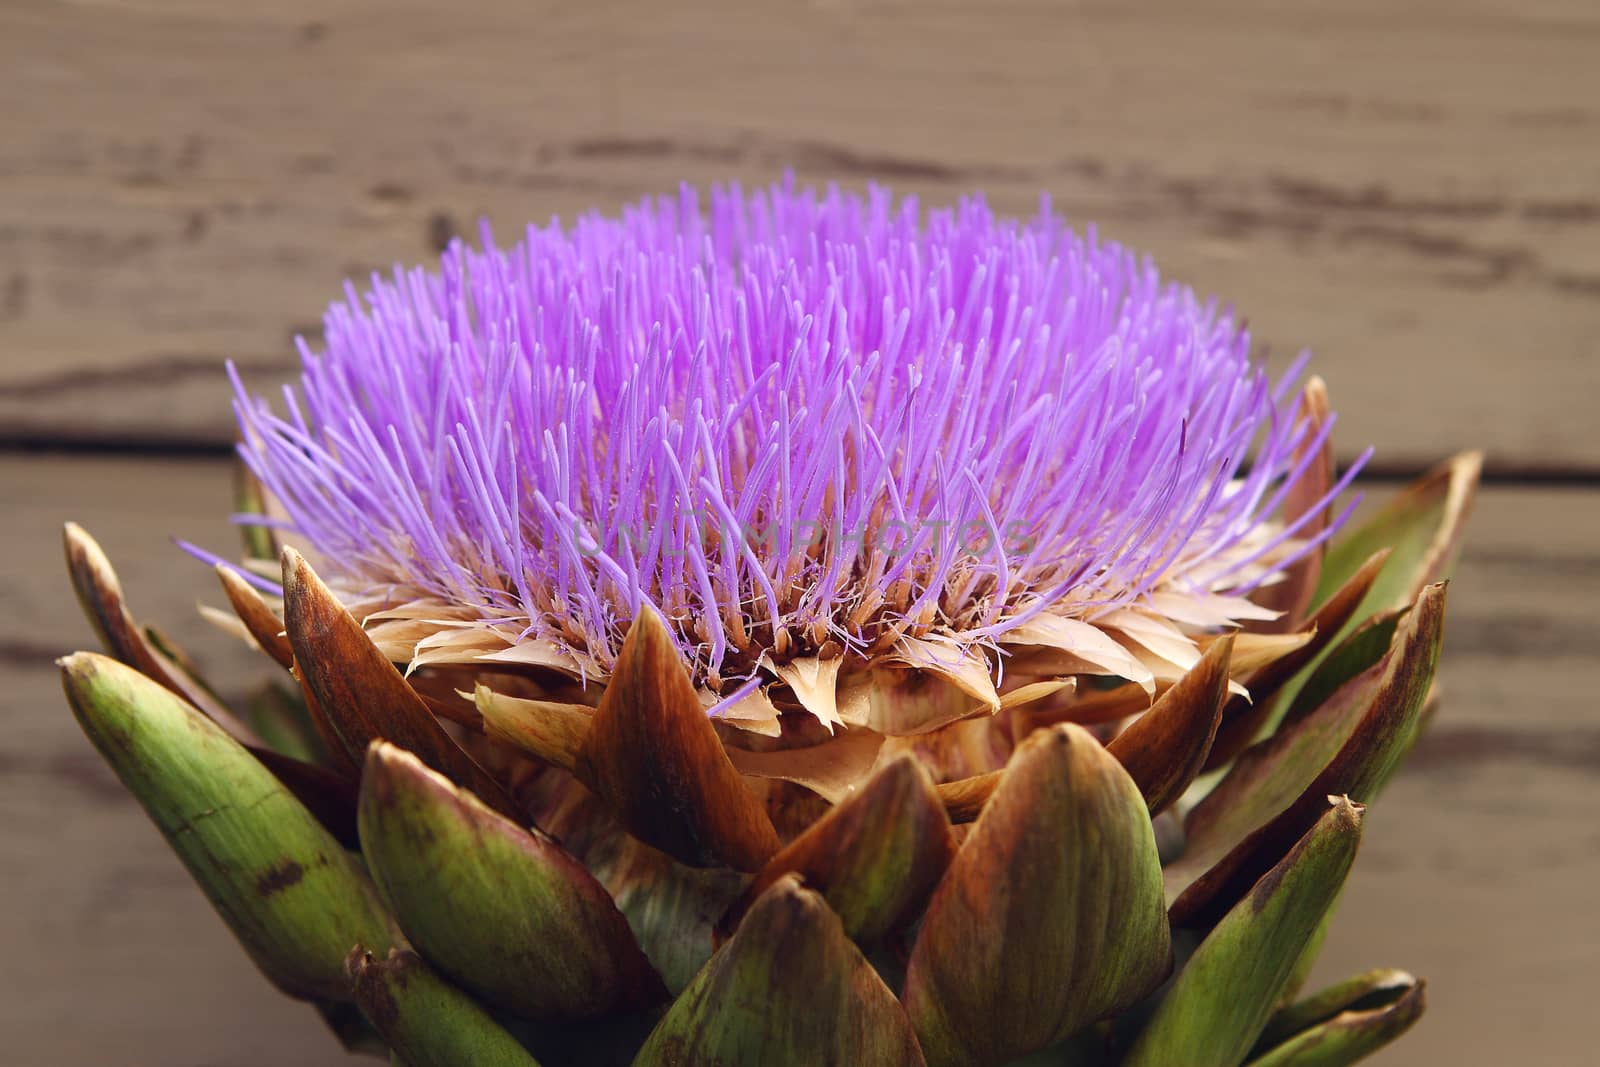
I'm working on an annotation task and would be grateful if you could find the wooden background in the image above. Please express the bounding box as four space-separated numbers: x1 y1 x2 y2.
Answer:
2 1 1594 1062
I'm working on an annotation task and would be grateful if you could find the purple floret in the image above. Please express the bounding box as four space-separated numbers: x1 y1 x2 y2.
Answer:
232 179 1364 681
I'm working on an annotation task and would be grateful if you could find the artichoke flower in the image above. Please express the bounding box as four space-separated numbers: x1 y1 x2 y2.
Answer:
58 181 1479 1067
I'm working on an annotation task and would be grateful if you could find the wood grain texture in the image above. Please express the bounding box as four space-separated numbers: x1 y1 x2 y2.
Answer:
0 453 1594 1064
0 456 342 1065
3 0 1599 468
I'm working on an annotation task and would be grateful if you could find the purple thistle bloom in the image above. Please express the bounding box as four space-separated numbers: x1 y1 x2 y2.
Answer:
231 179 1365 696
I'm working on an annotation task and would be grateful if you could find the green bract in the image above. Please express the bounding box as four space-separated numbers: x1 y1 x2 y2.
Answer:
57 451 1478 1064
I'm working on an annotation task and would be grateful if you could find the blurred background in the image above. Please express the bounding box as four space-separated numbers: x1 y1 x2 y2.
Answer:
2 1 1595 1063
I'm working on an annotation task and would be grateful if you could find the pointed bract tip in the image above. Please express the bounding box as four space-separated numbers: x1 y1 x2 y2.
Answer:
364 738 408 771
63 522 118 580
744 872 837 931
620 605 679 663
1412 581 1449 629
361 739 458 807
214 560 247 584
57 649 98 676
57 651 116 716
759 870 808 905
57 650 133 704
610 605 705 708
63 521 107 573
1326 793 1367 828
280 545 308 585
1421 450 1483 501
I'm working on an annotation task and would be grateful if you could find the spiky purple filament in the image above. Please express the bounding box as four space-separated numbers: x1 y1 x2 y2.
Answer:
232 179 1363 684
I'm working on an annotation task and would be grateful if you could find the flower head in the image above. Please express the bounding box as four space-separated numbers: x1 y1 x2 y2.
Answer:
232 179 1364 725
62 175 1470 1067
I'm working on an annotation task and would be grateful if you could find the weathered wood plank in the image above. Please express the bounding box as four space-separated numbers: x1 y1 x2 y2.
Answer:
1 667 350 1066
0 453 1594 1062
3 1 1598 467
0 456 341 1064
1311 756 1600 1066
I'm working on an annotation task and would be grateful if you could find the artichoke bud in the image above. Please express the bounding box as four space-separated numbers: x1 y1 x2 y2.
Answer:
56 180 1482 1065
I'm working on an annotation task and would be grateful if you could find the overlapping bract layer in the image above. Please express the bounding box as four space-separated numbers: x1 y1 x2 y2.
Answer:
56 173 1486 1066
233 181 1362 685
57 449 1477 1065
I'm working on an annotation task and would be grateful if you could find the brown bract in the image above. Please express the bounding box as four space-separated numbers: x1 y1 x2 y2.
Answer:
935 769 1005 824
218 563 359 776
1107 631 1233 814
281 547 521 820
65 525 362 833
215 564 295 669
933 638 1238 825
64 522 260 742
1255 377 1336 630
574 607 781 871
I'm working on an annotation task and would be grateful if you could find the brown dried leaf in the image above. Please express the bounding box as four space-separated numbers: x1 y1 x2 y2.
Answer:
475 685 589 773
935 769 1003 825
1215 631 1314 676
724 727 886 805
